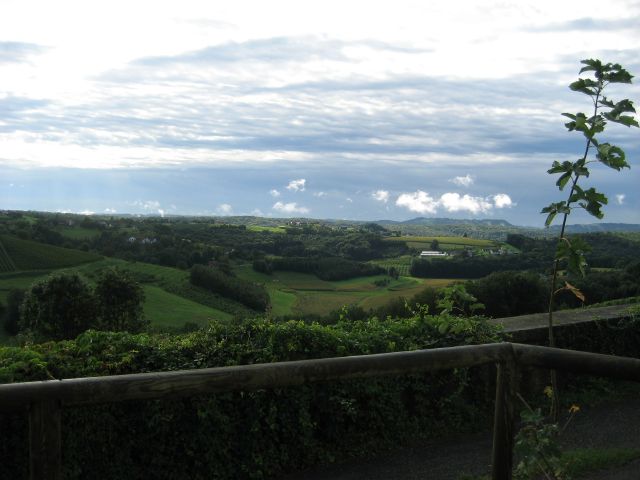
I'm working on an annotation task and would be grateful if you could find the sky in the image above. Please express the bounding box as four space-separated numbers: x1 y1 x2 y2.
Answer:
1 0 639 226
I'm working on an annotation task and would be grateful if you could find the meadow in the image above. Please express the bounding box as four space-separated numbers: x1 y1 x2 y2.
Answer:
384 235 497 251
234 265 457 317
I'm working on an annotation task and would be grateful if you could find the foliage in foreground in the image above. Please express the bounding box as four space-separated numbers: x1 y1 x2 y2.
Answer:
0 314 501 480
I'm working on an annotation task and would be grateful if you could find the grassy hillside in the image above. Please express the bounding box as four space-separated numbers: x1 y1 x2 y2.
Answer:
0 238 17 273
0 234 102 270
234 265 457 317
384 235 496 251
0 256 238 343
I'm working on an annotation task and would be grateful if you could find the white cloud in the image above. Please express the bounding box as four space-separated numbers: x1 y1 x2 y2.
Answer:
395 190 439 214
396 191 513 215
251 208 264 216
616 194 626 205
79 210 95 215
104 208 117 213
286 178 306 192
439 193 492 214
313 191 326 197
450 174 474 187
372 190 390 203
272 201 309 214
346 197 353 203
493 193 513 208
269 189 281 197
217 203 233 215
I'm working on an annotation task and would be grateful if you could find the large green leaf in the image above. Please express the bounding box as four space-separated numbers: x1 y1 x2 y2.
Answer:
556 237 590 277
579 58 602 74
541 201 571 226
569 78 598 96
579 187 608 219
596 143 630 170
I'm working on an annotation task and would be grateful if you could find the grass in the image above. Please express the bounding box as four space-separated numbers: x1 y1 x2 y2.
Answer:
236 262 464 317
457 447 640 480
143 285 232 329
54 226 102 240
385 236 496 248
0 270 52 303
247 225 287 234
0 235 102 270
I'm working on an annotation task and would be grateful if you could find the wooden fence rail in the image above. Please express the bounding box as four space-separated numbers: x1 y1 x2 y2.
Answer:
1 342 640 480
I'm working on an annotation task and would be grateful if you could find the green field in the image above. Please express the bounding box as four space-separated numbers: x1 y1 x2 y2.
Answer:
143 285 233 328
0 238 17 273
234 264 457 317
385 235 497 251
247 225 287 234
0 235 102 270
54 226 102 240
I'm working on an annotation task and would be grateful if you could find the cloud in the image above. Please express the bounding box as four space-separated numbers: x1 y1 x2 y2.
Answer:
450 174 474 187
132 200 161 211
104 208 117 213
0 41 46 63
396 191 439 214
269 189 281 197
616 194 626 205
372 190 390 203
286 178 306 192
217 203 233 215
272 201 309 214
396 191 513 215
313 191 326 197
493 194 513 208
439 193 493 214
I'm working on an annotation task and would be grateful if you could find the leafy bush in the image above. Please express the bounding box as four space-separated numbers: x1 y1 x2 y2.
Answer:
0 314 502 480
190 264 270 311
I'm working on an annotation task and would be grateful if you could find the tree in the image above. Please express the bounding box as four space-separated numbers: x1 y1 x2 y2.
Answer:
20 273 97 341
542 59 637 418
94 268 147 333
2 289 25 335
430 239 440 251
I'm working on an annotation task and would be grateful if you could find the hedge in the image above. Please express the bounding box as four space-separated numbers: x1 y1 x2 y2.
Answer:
0 315 501 480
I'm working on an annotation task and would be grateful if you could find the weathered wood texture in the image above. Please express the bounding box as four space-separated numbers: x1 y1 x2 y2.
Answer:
3 339 640 480
491 361 517 480
490 304 634 341
0 342 511 412
513 343 640 382
29 400 61 480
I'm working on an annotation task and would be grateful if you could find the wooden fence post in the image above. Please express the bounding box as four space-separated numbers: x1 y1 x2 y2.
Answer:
491 360 517 480
29 400 62 480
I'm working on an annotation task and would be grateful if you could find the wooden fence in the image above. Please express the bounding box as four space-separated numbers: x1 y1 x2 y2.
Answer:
1 342 640 480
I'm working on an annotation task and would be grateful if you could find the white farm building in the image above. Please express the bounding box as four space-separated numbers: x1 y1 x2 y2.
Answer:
419 251 448 257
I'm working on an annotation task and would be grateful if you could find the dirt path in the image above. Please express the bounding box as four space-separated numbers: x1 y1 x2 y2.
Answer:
282 398 640 480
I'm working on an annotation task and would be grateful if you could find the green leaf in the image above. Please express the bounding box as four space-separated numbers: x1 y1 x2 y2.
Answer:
604 68 634 84
547 160 572 175
579 58 601 74
596 143 630 170
568 184 585 203
603 99 639 128
603 113 639 128
579 187 608 219
556 237 590 277
556 172 571 190
569 78 598 96
599 97 615 108
541 202 570 226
